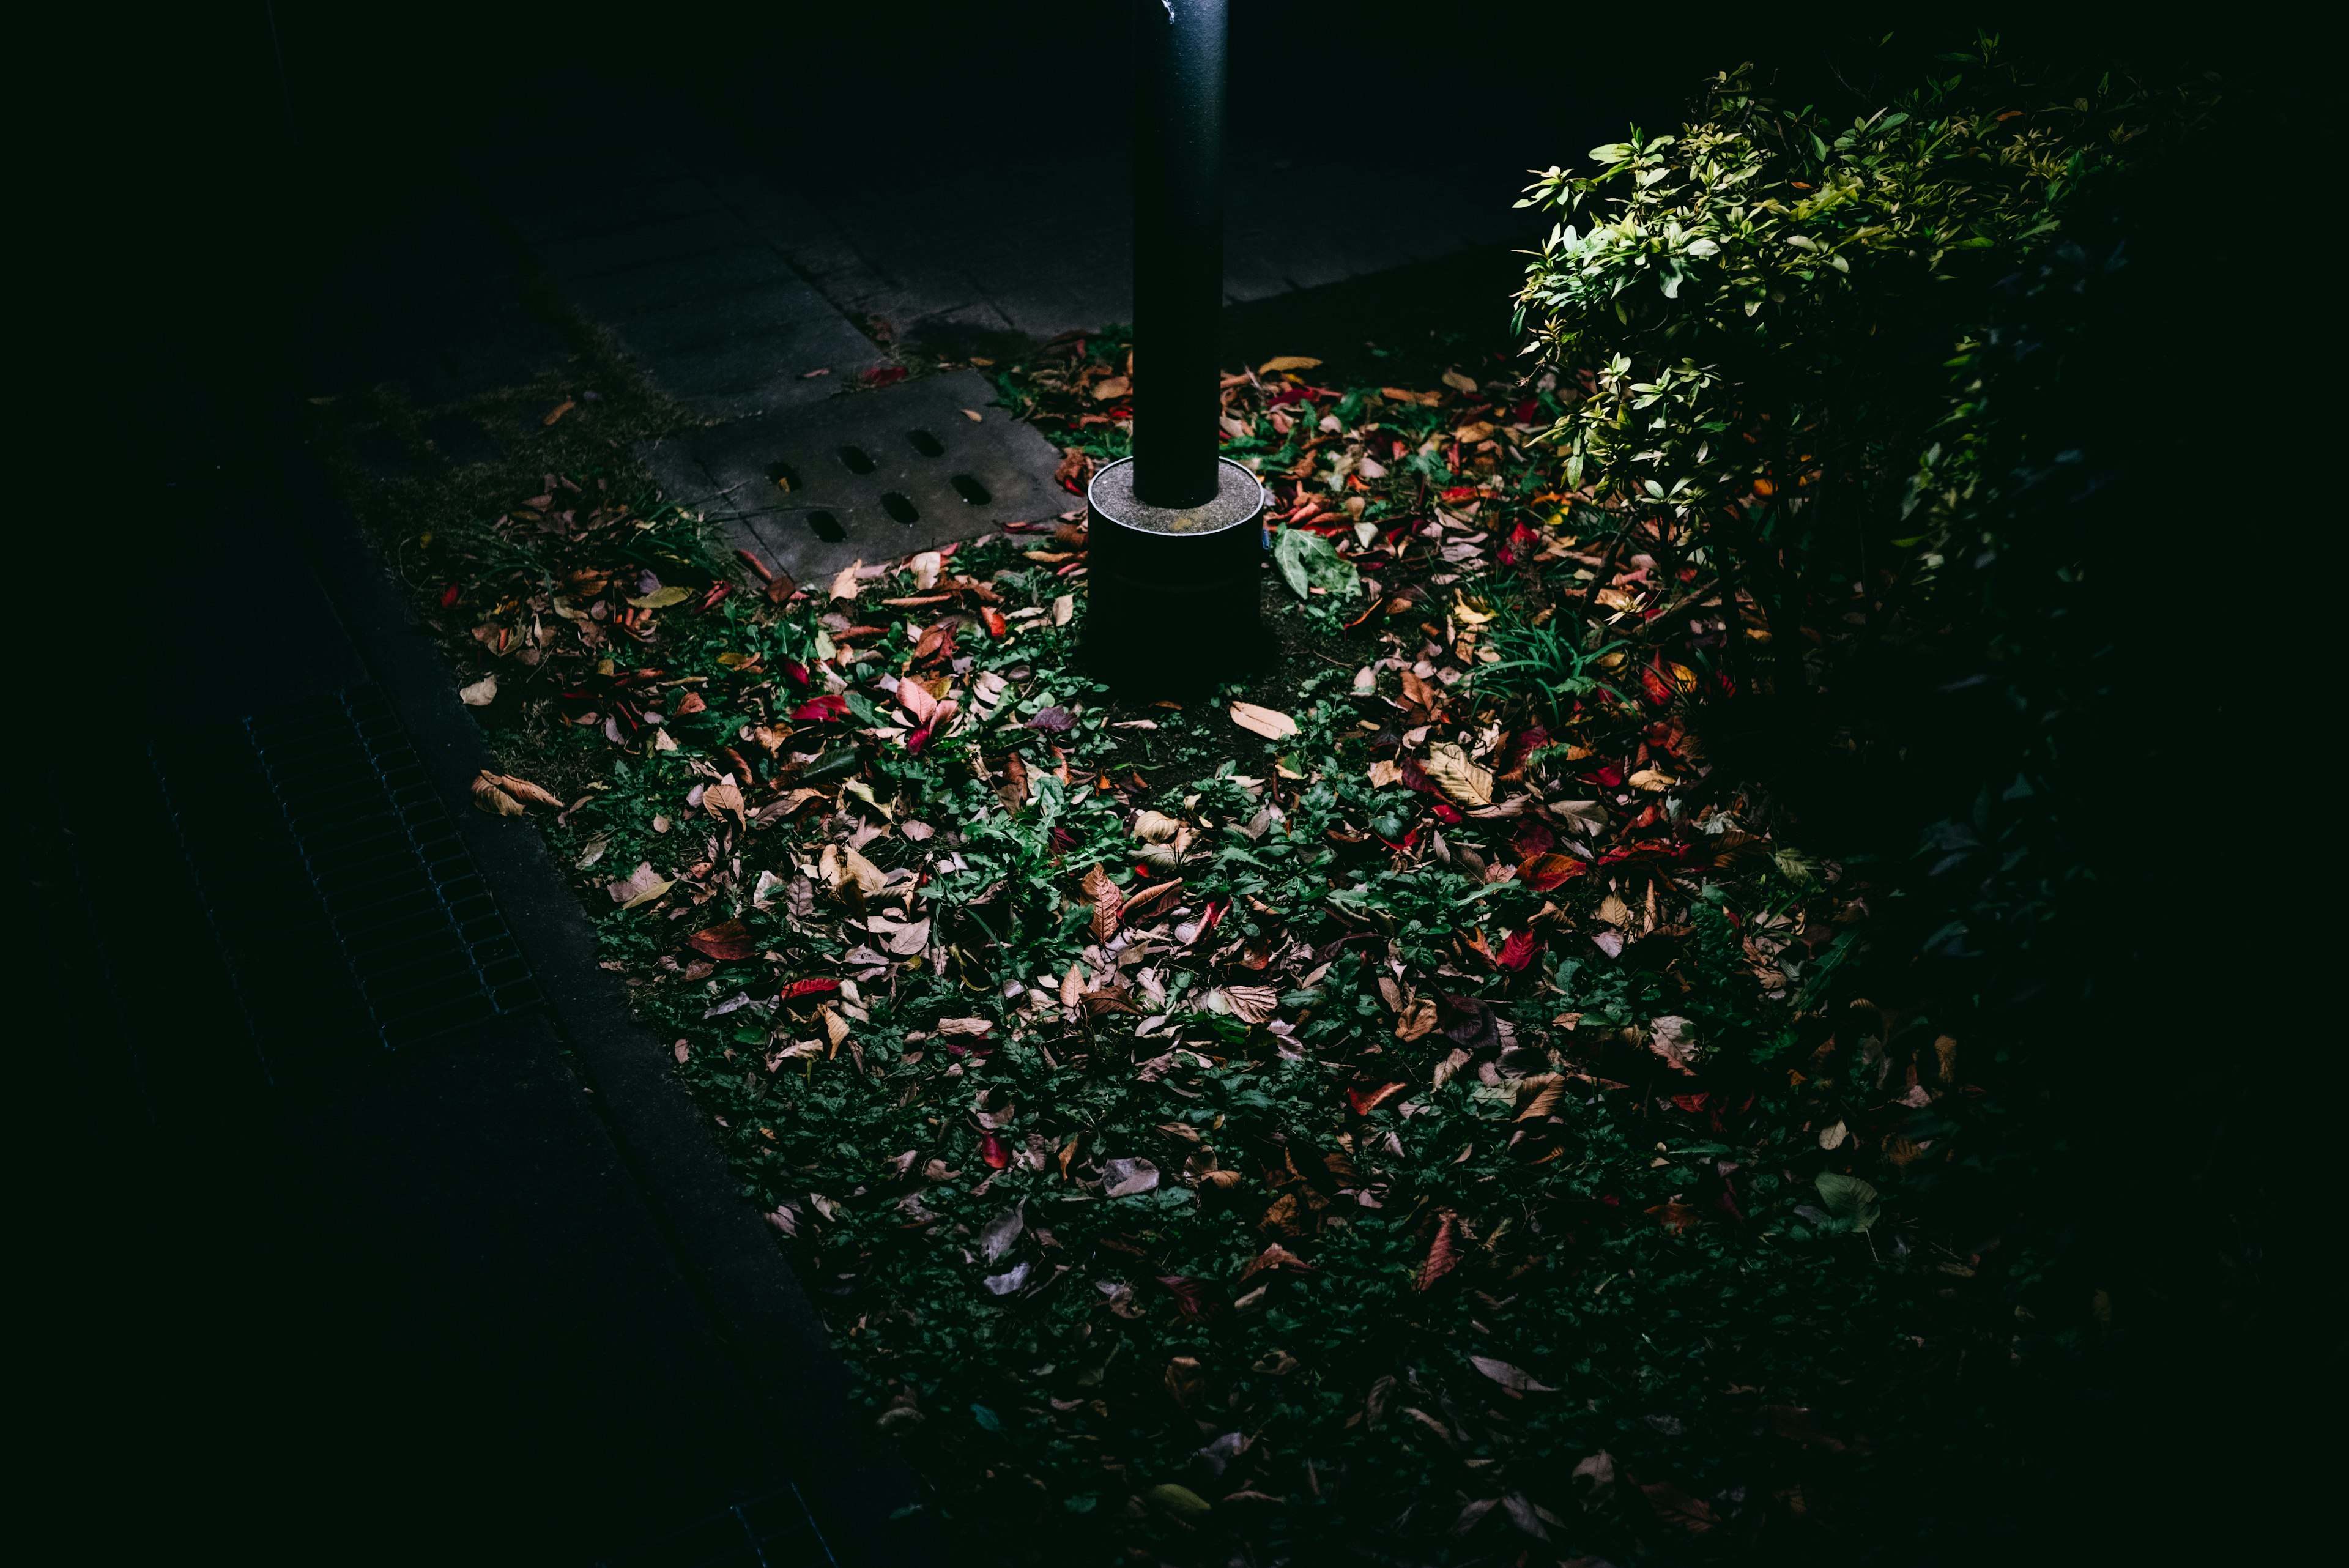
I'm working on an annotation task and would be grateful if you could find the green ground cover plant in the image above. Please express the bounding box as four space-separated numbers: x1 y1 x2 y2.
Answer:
329 38 2220 1566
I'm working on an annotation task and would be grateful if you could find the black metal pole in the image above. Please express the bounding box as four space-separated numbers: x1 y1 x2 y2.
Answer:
1082 0 1264 693
1131 0 1225 508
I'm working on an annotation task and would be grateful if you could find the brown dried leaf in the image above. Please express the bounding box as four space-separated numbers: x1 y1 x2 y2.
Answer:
1223 984 1280 1024
1229 701 1299 740
1421 744 1494 807
1514 1074 1565 1121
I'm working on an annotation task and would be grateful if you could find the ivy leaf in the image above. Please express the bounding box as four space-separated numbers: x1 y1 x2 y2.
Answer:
1814 1172 1881 1233
1272 526 1361 602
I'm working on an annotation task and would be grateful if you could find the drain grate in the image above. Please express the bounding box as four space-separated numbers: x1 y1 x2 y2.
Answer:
644 367 1071 587
244 685 541 1049
593 1480 834 1568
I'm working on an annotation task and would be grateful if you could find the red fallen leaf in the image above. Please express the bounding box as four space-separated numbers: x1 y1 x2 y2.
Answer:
1441 485 1482 502
1497 929 1540 971
792 694 848 723
860 365 908 386
1521 853 1586 891
1417 1211 1463 1292
779 659 810 688
978 1132 1011 1169
1512 819 1556 860
1669 1092 1710 1113
696 582 732 613
1513 398 1540 423
1429 798 1464 824
688 919 755 962
1156 1275 1215 1321
903 722 936 755
1640 667 1676 706
981 606 1009 638
1579 762 1625 788
1348 1081 1408 1116
672 690 708 716
1645 1198 1701 1235
439 581 462 609
732 548 774 583
1238 1242 1316 1281
781 977 841 1001
1640 1479 1718 1533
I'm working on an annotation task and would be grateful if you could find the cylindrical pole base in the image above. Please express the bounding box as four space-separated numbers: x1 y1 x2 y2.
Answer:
1082 455 1269 693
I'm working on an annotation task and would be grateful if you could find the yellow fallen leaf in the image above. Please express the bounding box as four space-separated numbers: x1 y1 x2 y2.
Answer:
1420 743 1494 806
627 585 691 609
960 407 983 422
1229 702 1298 740
1052 593 1074 626
1450 596 1496 627
1257 355 1323 374
458 675 498 706
1627 768 1677 793
1368 759 1404 789
1090 375 1131 402
1441 368 1479 393
910 551 943 590
829 560 864 603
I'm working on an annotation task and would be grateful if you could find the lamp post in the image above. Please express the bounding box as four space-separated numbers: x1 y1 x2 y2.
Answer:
1083 0 1267 691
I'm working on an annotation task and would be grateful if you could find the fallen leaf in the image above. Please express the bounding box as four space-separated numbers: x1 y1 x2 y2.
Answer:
1395 997 1440 1041
1440 368 1479 393
1648 1015 1701 1073
543 399 576 425
458 675 497 706
1641 1480 1718 1533
1421 743 1494 806
1349 1081 1408 1115
627 585 691 610
829 560 864 603
1102 1157 1160 1197
1469 1355 1556 1393
1549 799 1608 836
1258 355 1323 373
1514 1074 1565 1121
1520 853 1585 891
1815 1171 1881 1232
1223 984 1280 1024
1417 1211 1463 1291
688 919 755 962
702 778 746 825
606 862 669 906
471 778 522 816
1133 809 1182 843
1230 702 1299 740
1143 1483 1212 1518
1052 593 1074 626
1239 1242 1316 1281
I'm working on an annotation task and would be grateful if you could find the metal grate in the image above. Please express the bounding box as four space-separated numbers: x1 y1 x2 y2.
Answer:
593 1481 836 1568
245 685 541 1047
643 368 1071 588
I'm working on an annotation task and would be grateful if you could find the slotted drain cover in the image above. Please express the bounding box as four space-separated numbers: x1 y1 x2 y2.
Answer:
643 368 1070 585
593 1480 834 1568
157 685 541 1074
245 686 541 1048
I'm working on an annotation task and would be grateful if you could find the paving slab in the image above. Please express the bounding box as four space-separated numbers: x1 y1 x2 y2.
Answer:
644 369 1071 585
